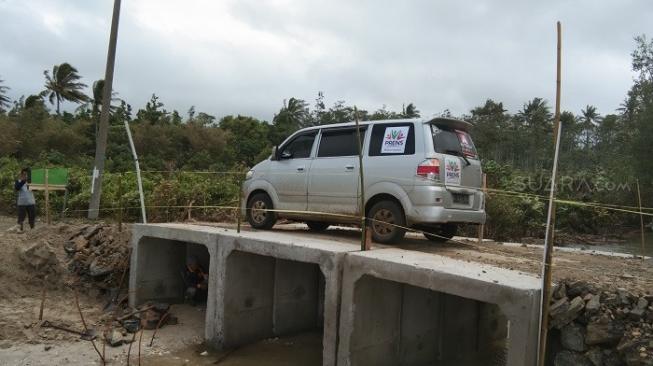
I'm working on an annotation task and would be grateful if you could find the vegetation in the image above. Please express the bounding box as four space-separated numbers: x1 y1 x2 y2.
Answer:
0 36 651 241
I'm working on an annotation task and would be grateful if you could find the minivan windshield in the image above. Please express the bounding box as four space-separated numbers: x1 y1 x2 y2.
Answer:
430 124 478 159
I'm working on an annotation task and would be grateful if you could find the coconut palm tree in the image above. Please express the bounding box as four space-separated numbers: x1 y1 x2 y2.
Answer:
0 77 10 113
580 105 601 149
42 62 89 114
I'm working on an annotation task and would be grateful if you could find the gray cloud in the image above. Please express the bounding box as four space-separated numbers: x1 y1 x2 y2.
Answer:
1 0 651 121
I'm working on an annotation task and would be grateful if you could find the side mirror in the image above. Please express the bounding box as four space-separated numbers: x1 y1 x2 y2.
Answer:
271 146 278 161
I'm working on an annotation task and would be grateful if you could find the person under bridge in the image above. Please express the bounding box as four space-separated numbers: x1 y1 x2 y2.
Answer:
183 255 208 305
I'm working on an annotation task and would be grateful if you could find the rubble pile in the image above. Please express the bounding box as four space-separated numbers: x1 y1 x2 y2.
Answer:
63 224 131 288
550 279 653 366
101 302 177 347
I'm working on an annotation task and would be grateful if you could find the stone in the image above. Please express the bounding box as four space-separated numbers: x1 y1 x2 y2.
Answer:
554 282 568 299
585 348 603 366
568 281 593 298
555 350 593 366
637 298 649 310
587 321 625 346
88 258 112 277
561 322 587 352
617 288 632 306
105 329 123 347
587 295 602 314
605 294 621 307
551 296 585 329
20 240 58 269
629 308 646 321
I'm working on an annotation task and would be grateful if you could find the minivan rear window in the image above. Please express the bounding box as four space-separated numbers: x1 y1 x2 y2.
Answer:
430 124 478 158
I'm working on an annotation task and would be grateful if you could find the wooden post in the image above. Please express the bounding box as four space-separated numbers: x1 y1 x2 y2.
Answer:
636 179 646 258
118 173 124 232
354 106 367 251
478 173 487 243
45 168 51 225
237 172 243 234
538 21 563 366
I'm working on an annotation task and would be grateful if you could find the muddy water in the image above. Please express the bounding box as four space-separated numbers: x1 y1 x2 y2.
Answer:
141 331 323 366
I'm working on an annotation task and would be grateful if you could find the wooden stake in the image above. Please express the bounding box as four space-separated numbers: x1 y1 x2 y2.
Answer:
118 173 124 232
45 168 51 225
636 179 646 258
537 21 563 366
354 106 367 251
478 173 487 243
39 287 46 321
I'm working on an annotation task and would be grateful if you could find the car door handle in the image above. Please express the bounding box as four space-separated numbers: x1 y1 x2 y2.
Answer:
296 167 305 172
345 165 355 170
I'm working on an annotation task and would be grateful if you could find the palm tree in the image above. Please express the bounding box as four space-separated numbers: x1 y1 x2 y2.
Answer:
91 79 120 116
580 105 601 149
0 77 10 113
42 62 89 114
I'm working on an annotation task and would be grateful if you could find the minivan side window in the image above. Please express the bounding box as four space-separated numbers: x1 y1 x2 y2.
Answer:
317 128 365 158
368 123 415 156
280 133 317 159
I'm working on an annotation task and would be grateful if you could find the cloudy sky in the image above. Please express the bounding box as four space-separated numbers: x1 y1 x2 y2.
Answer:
1 0 651 121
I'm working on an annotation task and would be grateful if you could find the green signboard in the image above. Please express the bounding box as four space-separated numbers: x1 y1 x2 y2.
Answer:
31 168 68 186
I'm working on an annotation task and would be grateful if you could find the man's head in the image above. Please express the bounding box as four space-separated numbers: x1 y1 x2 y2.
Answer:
20 168 31 183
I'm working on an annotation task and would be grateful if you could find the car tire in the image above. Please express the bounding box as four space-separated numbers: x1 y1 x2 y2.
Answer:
368 200 406 244
246 193 277 230
306 221 330 231
423 224 457 243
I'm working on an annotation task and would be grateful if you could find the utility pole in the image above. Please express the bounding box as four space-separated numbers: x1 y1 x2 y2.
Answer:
89 0 122 219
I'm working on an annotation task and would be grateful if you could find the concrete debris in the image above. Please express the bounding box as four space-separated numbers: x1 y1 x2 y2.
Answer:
549 279 653 365
105 329 124 347
19 240 61 279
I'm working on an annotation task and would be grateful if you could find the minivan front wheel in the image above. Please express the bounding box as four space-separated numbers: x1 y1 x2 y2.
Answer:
423 224 457 243
246 193 277 229
368 201 406 244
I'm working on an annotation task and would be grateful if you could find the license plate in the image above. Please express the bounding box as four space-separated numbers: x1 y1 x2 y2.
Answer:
452 193 469 205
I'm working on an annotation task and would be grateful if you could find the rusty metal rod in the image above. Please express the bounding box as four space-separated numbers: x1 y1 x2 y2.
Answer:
75 289 105 365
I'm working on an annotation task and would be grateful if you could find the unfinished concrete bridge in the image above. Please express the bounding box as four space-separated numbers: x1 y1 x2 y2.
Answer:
129 223 541 366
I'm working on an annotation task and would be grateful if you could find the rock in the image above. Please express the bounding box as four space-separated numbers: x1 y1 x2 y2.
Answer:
603 351 626 366
587 295 602 315
568 281 593 298
637 298 649 310
19 240 60 273
561 323 587 352
555 350 593 366
618 288 632 306
105 329 123 347
551 296 585 329
554 282 568 299
587 320 625 346
629 308 646 321
88 258 112 277
605 294 622 307
585 348 603 366
82 225 102 240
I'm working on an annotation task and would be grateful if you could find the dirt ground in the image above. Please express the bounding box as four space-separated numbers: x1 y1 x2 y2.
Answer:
0 216 651 365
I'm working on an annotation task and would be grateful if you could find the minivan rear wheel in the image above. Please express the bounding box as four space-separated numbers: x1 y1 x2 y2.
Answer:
423 224 457 243
246 193 277 229
368 201 406 244
306 221 330 231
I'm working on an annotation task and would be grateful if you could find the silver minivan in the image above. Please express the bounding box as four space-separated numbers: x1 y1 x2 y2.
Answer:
241 117 486 244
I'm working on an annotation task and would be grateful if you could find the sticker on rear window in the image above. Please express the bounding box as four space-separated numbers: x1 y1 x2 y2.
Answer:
444 156 461 185
381 126 410 154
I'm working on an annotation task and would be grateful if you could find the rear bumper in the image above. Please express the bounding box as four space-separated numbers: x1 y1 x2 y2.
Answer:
406 184 486 225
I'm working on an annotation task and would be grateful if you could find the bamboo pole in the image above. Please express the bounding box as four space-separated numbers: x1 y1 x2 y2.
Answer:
45 168 51 225
478 173 487 243
354 106 367 251
237 172 243 233
636 179 646 258
537 21 563 366
118 173 123 232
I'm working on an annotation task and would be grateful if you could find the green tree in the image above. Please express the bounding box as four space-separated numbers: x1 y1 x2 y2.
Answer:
42 62 89 114
136 94 168 124
579 105 601 150
0 77 10 113
269 98 310 145
403 103 420 118
219 115 270 166
469 99 510 162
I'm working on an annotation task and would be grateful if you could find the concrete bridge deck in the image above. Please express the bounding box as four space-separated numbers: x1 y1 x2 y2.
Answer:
129 223 541 366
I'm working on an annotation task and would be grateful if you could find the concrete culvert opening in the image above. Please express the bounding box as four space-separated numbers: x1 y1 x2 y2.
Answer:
135 238 211 307
223 251 325 362
350 275 509 366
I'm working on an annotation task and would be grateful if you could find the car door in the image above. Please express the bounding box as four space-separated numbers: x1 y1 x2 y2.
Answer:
269 131 317 213
307 127 366 216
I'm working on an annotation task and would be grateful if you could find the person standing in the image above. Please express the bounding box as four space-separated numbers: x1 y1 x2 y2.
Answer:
15 168 36 232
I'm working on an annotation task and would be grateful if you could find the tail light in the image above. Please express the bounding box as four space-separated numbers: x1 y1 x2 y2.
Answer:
417 159 440 180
